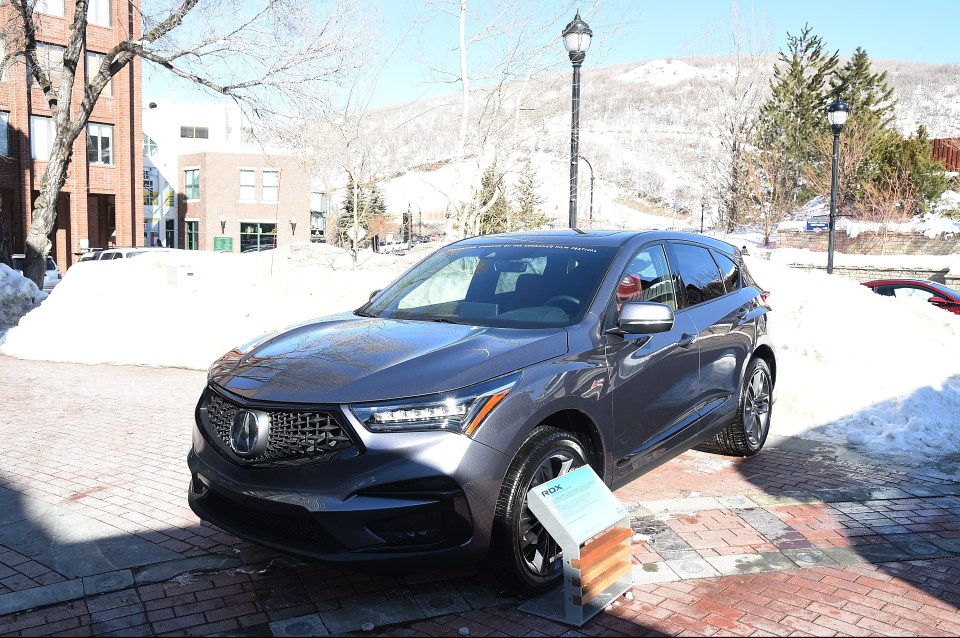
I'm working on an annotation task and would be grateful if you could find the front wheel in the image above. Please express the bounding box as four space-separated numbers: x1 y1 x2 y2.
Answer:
489 427 588 595
711 357 773 456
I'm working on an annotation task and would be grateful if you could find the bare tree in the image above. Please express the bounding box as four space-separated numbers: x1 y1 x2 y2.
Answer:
691 1 772 232
423 0 593 238
3 0 362 286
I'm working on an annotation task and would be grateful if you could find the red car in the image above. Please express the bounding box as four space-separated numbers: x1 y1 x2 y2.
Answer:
863 278 960 315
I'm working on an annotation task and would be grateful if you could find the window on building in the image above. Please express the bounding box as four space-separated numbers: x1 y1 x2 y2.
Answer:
240 222 277 252
86 52 112 97
184 169 200 200
87 0 111 27
239 169 255 201
143 134 158 156
86 122 113 165
0 112 8 157
180 126 209 139
32 43 65 89
262 170 279 203
185 221 199 250
30 115 55 160
143 168 159 206
36 0 65 17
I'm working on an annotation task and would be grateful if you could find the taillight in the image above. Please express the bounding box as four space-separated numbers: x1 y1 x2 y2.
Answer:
759 291 771 308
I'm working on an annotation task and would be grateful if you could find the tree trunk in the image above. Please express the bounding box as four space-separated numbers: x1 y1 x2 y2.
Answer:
23 138 73 287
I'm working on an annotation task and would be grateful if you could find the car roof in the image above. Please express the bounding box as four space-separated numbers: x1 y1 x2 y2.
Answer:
864 278 959 297
454 229 739 253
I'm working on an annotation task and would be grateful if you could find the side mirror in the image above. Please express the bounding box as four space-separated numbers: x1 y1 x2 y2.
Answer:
928 296 955 305
369 289 382 301
616 301 674 334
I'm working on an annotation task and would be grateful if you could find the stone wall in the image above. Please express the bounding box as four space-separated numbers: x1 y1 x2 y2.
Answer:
773 229 960 292
780 263 960 292
775 229 960 255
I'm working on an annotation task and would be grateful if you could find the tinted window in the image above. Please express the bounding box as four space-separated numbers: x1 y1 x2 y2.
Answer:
364 243 618 328
671 243 723 306
712 250 739 294
614 244 677 310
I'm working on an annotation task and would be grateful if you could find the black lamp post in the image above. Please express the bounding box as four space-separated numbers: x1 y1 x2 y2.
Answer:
578 155 594 227
826 98 849 275
563 11 592 229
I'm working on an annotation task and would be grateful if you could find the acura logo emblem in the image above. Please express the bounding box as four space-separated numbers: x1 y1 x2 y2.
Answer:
230 409 270 457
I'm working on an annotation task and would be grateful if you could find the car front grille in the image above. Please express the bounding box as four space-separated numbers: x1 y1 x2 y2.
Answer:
201 388 360 467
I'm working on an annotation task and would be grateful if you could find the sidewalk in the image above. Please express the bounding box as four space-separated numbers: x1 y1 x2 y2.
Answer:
1 355 959 636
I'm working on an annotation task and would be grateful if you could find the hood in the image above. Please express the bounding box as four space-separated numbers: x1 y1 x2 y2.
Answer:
209 314 568 404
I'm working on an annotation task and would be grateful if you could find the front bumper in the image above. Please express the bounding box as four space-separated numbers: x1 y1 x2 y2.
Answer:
187 395 512 568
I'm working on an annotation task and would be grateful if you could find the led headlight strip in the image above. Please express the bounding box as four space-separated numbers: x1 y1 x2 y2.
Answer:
351 374 518 437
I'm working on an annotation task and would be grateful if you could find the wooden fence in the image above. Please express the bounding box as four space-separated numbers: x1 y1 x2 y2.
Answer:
932 138 960 172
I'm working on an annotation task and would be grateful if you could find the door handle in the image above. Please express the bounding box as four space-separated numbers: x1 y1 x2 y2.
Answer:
678 332 697 348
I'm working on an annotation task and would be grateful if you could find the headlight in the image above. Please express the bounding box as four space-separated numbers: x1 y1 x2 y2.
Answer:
351 374 519 437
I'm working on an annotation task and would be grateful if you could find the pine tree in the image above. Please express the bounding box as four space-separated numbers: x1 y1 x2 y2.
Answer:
336 175 376 249
830 47 896 131
477 165 511 235
512 162 549 231
756 24 839 213
871 125 951 210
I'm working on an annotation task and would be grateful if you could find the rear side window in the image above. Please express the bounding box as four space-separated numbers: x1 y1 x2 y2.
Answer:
712 250 739 293
671 243 724 306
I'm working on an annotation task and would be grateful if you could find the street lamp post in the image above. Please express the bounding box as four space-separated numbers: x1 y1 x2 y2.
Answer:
578 155 594 227
563 11 592 229
826 98 849 275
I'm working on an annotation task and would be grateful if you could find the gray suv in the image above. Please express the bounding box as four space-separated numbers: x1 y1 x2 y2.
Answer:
188 230 775 593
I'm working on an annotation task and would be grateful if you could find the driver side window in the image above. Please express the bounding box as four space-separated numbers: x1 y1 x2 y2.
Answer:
614 244 677 311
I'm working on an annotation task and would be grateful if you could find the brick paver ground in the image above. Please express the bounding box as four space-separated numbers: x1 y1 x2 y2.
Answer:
1 355 959 636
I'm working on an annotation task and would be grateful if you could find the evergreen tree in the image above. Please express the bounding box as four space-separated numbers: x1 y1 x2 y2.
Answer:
829 47 896 131
756 24 839 213
336 175 377 249
512 162 549 230
477 165 511 235
871 125 951 210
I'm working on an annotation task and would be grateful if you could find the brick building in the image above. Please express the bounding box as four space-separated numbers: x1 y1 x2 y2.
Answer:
143 101 311 252
0 0 142 272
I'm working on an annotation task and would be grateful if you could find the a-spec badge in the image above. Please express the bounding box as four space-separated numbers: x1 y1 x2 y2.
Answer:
230 409 270 457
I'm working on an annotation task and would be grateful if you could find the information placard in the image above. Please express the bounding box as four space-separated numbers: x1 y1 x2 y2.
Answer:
521 465 633 626
213 236 233 252
527 465 627 546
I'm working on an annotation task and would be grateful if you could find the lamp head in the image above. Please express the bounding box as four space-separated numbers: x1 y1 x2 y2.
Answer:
827 98 850 134
562 10 592 64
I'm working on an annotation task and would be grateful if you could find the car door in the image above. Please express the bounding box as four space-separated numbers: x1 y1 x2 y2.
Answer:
605 243 701 484
666 242 754 429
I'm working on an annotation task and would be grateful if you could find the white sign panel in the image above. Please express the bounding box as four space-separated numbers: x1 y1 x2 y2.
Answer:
526 465 627 546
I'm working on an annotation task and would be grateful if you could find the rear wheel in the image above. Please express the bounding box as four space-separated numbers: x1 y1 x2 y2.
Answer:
489 427 588 595
710 357 772 456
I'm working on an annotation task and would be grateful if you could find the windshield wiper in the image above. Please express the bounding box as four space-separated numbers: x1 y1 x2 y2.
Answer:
355 309 376 318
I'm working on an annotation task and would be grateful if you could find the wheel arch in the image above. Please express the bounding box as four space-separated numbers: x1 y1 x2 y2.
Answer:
535 409 606 481
751 343 777 388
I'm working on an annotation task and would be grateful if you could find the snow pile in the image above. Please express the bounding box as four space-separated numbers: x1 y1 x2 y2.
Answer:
747 257 960 469
0 245 427 370
0 264 45 331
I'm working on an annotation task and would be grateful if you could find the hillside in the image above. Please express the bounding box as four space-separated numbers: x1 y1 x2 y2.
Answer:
310 56 960 232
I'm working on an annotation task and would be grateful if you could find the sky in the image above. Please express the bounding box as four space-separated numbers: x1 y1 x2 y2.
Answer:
144 0 960 111
3 227 960 478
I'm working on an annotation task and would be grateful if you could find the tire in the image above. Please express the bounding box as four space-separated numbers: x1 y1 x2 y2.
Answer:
488 427 588 595
710 357 773 456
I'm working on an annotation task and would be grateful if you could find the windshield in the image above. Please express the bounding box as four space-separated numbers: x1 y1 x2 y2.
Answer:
360 242 618 328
